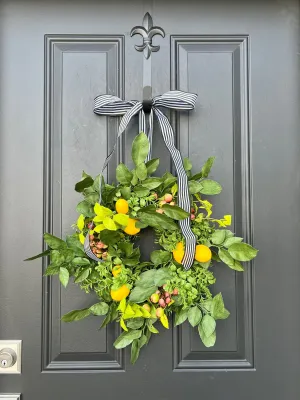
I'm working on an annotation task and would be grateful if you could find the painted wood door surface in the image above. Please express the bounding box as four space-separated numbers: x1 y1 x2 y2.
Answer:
0 0 299 399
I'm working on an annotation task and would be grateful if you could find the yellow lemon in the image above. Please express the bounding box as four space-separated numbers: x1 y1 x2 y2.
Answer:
172 242 184 264
195 244 212 263
112 265 122 277
115 199 129 214
123 218 140 235
110 285 130 302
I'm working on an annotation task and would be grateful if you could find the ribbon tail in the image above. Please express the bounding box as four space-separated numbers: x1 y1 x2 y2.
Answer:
154 107 196 270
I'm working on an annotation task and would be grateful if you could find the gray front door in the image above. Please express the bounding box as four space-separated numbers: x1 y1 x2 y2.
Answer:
0 0 299 399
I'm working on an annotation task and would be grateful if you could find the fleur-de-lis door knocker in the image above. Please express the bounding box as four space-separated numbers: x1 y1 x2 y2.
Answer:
130 12 165 59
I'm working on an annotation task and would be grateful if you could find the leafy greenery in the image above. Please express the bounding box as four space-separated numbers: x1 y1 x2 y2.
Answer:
25 133 258 364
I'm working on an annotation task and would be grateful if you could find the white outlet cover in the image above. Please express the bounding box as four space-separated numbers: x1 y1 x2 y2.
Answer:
0 341 21 374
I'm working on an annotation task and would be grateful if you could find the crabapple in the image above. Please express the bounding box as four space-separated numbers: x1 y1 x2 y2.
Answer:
159 298 166 307
156 307 164 318
173 288 179 295
165 297 171 304
190 214 196 220
150 293 160 303
142 304 151 312
164 193 173 203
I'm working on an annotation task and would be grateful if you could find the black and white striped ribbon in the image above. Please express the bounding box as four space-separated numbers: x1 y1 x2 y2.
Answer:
84 90 198 270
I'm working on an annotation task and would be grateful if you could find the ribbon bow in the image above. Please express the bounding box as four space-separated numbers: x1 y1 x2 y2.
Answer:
84 90 197 270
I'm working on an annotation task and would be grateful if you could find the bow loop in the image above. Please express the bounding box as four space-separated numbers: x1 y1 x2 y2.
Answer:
153 90 197 110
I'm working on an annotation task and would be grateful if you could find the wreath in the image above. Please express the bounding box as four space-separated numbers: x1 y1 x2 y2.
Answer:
27 132 257 364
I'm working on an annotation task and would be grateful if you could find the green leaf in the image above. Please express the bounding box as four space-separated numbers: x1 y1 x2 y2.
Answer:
72 257 90 266
161 204 189 220
175 309 188 326
153 268 172 286
148 323 159 333
66 235 85 256
44 265 60 276
50 250 65 266
211 230 226 245
89 302 109 316
228 243 258 262
84 192 99 205
74 268 90 283
150 250 171 265
201 314 216 337
136 163 148 181
138 211 179 231
44 233 67 250
130 339 141 364
75 176 94 192
118 243 134 257
139 334 148 348
113 214 129 226
131 170 139 186
120 186 131 200
24 249 50 261
200 180 222 195
183 157 192 172
127 318 144 329
198 324 216 347
218 248 244 271
59 267 69 287
223 237 243 248
132 132 150 166
188 181 203 194
116 163 133 185
122 258 139 266
141 177 163 189
113 329 142 349
136 270 157 287
211 293 230 320
103 217 117 231
61 308 91 322
201 156 215 178
134 185 150 197
100 230 121 246
76 200 94 217
187 307 202 327
129 286 157 303
145 158 159 175
162 173 177 189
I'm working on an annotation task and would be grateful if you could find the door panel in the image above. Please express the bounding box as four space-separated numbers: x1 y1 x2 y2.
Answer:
0 0 299 399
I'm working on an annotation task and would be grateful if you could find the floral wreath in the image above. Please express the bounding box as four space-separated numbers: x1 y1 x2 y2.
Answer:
27 131 257 364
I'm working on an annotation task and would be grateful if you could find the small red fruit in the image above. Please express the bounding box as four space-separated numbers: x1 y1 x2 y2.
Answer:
169 201 175 206
159 298 166 307
191 207 195 213
164 291 170 298
190 214 196 220
89 234 94 240
152 193 158 199
173 288 179 295
164 194 173 203
156 307 164 318
165 297 171 304
156 209 164 214
159 200 167 206
142 304 151 312
150 293 160 303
